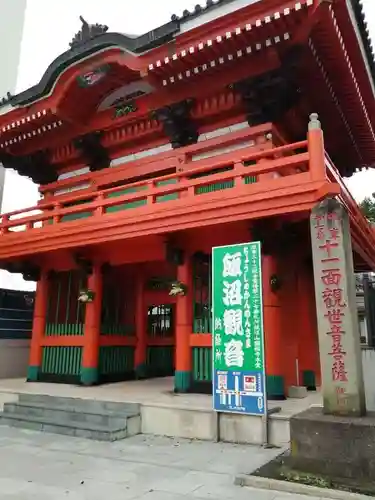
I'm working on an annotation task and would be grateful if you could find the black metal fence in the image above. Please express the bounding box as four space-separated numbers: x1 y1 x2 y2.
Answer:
0 288 35 339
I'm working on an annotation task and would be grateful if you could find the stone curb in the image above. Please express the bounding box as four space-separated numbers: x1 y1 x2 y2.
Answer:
234 474 370 500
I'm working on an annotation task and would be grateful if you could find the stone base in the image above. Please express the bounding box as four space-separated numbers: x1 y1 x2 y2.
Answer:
141 405 290 447
290 406 375 480
287 386 307 399
26 365 39 382
80 367 99 386
174 370 191 393
134 363 148 380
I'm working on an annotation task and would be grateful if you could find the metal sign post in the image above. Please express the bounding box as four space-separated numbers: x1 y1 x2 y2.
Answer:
212 242 268 443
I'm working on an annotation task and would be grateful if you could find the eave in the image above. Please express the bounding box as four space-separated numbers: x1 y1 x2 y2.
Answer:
0 0 373 178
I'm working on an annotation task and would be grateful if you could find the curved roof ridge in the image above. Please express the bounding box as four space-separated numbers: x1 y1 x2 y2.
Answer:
0 0 373 111
0 22 179 109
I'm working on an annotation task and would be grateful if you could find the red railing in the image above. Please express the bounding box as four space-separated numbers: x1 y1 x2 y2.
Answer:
0 139 309 234
40 123 276 198
325 154 375 264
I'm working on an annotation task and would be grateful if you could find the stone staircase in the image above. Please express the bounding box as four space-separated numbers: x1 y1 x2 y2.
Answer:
0 394 141 441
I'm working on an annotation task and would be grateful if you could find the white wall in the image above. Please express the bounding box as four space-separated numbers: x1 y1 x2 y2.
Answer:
0 340 30 379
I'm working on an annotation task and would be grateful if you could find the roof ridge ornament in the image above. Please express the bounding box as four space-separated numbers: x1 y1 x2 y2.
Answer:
0 91 13 106
69 16 108 50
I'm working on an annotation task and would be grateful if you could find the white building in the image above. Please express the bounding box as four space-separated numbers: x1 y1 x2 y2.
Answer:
0 0 27 208
0 0 30 379
0 0 32 292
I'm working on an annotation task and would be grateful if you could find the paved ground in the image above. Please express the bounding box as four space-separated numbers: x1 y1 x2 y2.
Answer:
0 427 323 500
0 378 322 416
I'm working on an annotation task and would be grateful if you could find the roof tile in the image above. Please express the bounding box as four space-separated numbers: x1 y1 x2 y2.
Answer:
171 0 233 22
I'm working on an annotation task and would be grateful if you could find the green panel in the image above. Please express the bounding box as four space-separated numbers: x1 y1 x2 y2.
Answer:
192 347 212 382
98 346 135 375
195 180 234 195
41 346 82 376
147 346 174 377
302 370 316 390
105 185 147 213
190 166 234 196
60 199 93 222
100 324 135 336
266 375 285 399
61 211 93 222
156 178 178 203
45 323 84 336
244 159 257 185
244 176 257 184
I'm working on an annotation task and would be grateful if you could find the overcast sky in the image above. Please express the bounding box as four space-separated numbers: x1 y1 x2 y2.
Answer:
1 0 375 290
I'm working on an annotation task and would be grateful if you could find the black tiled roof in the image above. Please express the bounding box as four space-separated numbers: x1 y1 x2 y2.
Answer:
350 0 375 85
0 21 180 108
171 0 235 22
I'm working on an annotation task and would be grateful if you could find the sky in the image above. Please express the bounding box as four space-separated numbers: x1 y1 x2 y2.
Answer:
1 0 375 290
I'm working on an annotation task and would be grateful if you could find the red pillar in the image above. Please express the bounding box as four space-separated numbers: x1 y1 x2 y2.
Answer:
297 266 320 389
262 255 285 399
280 261 299 389
134 270 147 378
81 264 103 385
27 271 49 381
174 255 192 392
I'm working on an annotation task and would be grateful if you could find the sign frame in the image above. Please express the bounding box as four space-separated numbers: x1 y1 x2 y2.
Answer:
211 241 267 417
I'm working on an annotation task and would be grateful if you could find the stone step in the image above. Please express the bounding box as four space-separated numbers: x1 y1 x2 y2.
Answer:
17 394 139 415
3 402 130 427
0 411 141 441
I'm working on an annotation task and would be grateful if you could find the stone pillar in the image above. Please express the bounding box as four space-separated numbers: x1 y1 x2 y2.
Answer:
174 255 192 392
310 197 366 416
27 271 49 381
81 264 103 386
134 270 147 378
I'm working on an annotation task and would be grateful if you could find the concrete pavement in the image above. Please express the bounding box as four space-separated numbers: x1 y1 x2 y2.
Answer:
0 427 322 500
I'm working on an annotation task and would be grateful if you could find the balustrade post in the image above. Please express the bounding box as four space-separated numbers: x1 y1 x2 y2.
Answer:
177 155 188 199
257 133 275 182
308 113 326 181
53 203 61 224
0 215 9 234
96 193 105 216
233 162 244 188
81 263 103 385
27 270 49 381
147 180 155 205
